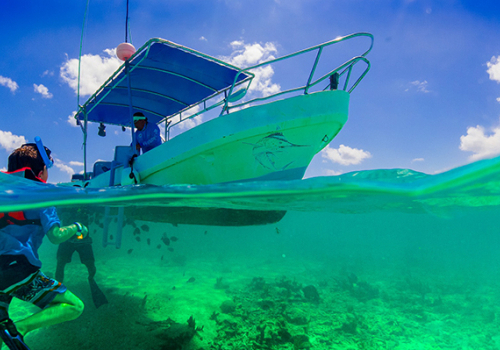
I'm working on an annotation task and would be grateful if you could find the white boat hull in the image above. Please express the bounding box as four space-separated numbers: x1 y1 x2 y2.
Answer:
83 89 349 187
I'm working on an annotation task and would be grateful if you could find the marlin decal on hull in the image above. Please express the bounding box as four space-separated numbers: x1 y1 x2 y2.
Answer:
247 133 310 171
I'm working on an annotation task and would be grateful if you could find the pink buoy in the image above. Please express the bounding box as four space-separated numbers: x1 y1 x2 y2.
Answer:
116 42 136 61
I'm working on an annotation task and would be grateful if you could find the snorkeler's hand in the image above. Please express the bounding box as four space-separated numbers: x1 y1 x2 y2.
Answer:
47 223 87 244
74 222 89 239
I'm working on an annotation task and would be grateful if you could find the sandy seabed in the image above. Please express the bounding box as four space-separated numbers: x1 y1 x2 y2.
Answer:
7 214 500 350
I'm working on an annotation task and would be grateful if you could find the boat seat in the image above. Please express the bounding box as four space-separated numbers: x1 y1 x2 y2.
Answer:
71 172 93 182
93 161 112 177
114 146 134 166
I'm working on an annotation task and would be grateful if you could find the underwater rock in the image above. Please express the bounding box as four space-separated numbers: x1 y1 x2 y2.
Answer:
187 277 196 283
258 299 275 311
154 316 202 350
147 238 151 245
220 300 237 314
135 236 141 242
141 224 150 232
170 236 178 242
276 276 302 298
339 313 359 335
216 313 237 326
405 277 431 300
214 277 230 290
284 307 309 325
292 334 311 349
133 227 140 235
250 277 267 291
127 249 133 254
302 285 320 303
352 281 379 302
256 319 292 347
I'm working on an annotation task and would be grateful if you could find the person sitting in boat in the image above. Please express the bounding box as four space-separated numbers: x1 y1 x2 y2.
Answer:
133 112 162 154
0 140 87 349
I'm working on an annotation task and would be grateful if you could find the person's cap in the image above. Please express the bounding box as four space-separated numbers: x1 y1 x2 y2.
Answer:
133 112 146 122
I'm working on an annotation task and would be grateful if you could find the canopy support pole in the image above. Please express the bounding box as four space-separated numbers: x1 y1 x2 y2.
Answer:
83 109 88 180
125 60 137 155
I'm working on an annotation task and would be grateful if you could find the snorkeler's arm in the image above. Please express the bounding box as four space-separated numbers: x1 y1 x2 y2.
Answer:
46 223 89 244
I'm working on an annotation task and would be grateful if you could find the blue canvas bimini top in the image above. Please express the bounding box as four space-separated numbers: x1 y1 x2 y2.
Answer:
76 38 252 127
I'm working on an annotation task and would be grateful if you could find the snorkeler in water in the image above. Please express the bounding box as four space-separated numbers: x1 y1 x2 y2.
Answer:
0 138 87 349
55 225 108 309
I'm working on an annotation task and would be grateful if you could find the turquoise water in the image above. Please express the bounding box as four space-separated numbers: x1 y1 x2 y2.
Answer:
2 156 500 349
2 155 500 214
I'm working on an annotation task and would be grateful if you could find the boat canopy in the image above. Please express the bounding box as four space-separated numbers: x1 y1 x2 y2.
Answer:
75 38 252 127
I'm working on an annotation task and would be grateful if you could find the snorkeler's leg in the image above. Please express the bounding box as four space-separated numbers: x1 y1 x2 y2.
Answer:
83 262 96 280
15 291 84 336
55 242 74 282
55 261 67 282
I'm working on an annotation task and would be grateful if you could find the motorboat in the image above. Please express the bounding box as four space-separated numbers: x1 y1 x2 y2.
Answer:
70 33 373 188
62 33 373 232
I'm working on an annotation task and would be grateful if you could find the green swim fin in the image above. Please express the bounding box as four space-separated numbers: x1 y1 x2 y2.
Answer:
89 278 108 309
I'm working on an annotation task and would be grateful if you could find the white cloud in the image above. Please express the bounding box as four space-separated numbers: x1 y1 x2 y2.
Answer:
60 48 121 97
69 161 84 166
411 158 424 163
459 122 500 161
199 36 207 42
221 41 281 97
0 130 27 152
53 158 75 176
487 57 500 101
42 70 54 77
325 169 341 176
176 105 203 130
406 80 430 93
67 112 80 127
33 84 53 99
486 56 500 83
179 115 203 130
0 75 19 93
321 144 372 166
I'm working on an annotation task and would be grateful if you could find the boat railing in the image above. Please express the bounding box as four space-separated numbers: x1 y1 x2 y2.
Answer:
166 32 373 139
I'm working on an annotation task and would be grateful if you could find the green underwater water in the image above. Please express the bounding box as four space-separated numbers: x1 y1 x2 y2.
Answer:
2 156 500 349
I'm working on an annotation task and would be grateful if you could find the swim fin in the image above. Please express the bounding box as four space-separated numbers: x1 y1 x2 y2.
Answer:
89 278 108 309
0 319 30 350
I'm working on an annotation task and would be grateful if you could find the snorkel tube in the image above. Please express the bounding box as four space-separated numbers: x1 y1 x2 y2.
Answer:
34 136 53 169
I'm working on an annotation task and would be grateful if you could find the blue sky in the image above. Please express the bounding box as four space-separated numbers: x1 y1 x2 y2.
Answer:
1 0 500 183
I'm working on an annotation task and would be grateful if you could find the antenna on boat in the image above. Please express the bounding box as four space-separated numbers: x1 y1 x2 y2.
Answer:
125 0 129 43
116 0 136 60
78 0 91 180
